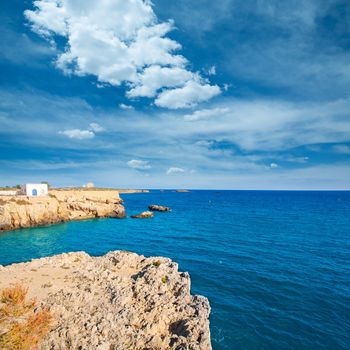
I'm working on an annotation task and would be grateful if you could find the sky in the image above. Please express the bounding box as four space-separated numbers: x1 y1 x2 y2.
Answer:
0 0 350 189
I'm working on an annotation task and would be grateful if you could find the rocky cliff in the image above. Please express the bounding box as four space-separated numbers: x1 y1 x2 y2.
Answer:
0 190 125 231
0 250 211 350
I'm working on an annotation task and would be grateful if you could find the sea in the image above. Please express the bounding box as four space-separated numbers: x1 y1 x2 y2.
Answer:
0 190 349 350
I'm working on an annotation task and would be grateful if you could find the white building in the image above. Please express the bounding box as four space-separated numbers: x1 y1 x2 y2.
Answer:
21 184 48 197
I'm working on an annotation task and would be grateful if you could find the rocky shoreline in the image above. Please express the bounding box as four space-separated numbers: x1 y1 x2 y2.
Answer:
0 250 211 350
0 190 125 231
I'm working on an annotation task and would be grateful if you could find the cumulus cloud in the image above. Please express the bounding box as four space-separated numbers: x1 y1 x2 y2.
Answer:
156 80 220 109
25 0 220 109
59 122 104 139
269 163 279 169
184 107 229 121
59 129 95 140
127 65 193 98
166 167 185 175
127 159 151 170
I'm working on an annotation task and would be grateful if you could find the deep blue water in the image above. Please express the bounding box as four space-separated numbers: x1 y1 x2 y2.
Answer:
0 190 350 350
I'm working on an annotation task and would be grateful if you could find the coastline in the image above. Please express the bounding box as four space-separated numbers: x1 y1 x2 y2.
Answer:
0 190 126 232
1 190 349 349
53 188 150 194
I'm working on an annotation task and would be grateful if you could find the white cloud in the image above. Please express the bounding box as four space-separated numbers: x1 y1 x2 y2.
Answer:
58 122 104 139
89 123 104 132
184 107 229 121
166 167 185 175
59 129 95 139
3 88 350 189
175 98 350 152
4 89 350 156
127 159 151 170
269 163 279 169
127 65 193 98
207 65 216 76
25 0 220 109
119 103 134 110
24 0 68 37
155 80 220 109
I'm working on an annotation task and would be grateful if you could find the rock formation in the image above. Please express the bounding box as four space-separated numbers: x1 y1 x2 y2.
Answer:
0 251 211 350
0 190 125 231
131 211 154 219
148 205 172 212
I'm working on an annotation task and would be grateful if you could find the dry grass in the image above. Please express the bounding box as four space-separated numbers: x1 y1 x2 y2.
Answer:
0 284 35 318
8 199 30 205
1 284 28 306
0 309 52 350
0 284 53 350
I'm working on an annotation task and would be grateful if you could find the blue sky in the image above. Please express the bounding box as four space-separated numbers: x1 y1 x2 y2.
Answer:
1 0 350 189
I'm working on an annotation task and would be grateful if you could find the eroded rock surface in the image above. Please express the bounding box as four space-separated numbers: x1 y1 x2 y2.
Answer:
0 190 125 231
0 251 211 350
148 205 172 212
131 211 154 219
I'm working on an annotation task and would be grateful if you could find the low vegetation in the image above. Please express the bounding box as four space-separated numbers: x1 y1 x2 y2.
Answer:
0 198 30 206
0 186 19 191
0 284 53 350
153 260 161 268
8 199 30 205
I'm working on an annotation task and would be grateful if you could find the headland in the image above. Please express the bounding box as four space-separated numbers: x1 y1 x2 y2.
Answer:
0 250 211 350
0 189 126 231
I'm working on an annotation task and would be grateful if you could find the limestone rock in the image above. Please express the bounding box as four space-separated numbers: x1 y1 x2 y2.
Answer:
0 251 211 350
0 190 126 231
131 211 154 219
148 205 172 212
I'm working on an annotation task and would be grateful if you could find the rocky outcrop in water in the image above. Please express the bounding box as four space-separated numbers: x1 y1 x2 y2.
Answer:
0 190 125 231
0 251 211 350
131 211 154 219
148 205 172 212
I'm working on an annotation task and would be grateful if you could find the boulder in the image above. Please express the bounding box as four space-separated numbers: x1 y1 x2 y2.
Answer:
148 205 172 212
131 211 154 219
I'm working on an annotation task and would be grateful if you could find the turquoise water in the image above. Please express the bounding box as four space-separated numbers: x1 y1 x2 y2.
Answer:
0 190 349 349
